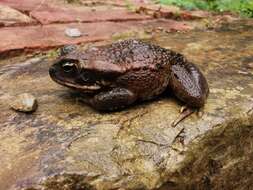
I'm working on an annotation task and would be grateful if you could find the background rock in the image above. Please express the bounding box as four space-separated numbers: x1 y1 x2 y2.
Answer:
0 4 36 26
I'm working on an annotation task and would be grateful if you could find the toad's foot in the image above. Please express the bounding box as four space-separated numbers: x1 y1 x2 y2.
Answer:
171 107 195 127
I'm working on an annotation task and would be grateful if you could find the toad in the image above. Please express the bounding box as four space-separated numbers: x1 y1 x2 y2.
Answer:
49 39 209 126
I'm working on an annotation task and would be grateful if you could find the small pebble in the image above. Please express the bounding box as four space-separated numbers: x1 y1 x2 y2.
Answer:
10 93 38 113
65 28 82 38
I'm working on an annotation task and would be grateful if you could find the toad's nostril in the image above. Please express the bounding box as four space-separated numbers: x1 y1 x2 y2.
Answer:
49 66 57 76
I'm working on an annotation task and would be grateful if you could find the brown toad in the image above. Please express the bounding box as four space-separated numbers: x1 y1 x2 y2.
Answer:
49 39 209 125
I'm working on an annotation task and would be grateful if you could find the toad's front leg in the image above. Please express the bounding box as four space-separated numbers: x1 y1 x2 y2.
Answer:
89 88 137 111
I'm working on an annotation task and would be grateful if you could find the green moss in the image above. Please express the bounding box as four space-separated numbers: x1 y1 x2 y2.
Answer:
157 0 253 17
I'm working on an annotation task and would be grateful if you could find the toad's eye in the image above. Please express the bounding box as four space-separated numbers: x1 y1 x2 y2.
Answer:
62 62 76 73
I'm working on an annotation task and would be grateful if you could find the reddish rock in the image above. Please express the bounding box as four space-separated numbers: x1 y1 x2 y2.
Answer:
0 0 52 12
0 19 192 57
0 0 152 24
78 0 151 7
0 22 121 55
31 8 152 24
0 4 36 26
136 4 209 20
77 0 128 7
125 19 193 33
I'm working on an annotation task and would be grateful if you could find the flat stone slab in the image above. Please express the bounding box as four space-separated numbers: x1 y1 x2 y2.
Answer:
1 0 152 25
0 20 253 190
136 4 210 20
0 0 55 12
30 8 152 24
76 0 130 7
0 4 35 26
0 19 192 57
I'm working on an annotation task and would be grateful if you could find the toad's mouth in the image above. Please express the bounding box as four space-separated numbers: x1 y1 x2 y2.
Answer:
53 77 101 91
49 68 101 93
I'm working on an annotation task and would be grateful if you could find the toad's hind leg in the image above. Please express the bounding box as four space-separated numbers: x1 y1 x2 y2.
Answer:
169 61 209 126
90 88 137 111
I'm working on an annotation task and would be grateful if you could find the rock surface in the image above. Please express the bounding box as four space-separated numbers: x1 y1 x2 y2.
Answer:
0 20 253 190
0 20 192 58
0 4 35 26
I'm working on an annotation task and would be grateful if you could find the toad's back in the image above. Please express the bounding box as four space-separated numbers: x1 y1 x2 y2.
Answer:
83 39 183 69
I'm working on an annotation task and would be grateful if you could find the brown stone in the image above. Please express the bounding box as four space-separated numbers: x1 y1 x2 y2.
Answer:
136 4 209 20
0 20 192 57
0 0 152 25
75 0 131 7
0 0 49 12
0 22 124 55
0 4 36 26
30 8 152 24
78 0 151 7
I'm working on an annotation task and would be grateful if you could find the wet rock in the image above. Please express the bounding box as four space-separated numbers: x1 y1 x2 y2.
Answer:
65 28 82 38
9 93 38 113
